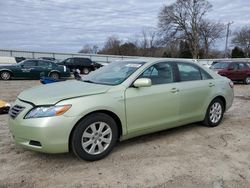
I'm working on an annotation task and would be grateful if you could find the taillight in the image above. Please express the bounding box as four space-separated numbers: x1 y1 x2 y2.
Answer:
229 81 234 88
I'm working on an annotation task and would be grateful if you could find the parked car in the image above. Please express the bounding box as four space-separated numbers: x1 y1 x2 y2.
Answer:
211 61 250 84
38 57 56 61
9 59 234 161
57 57 102 74
0 59 71 80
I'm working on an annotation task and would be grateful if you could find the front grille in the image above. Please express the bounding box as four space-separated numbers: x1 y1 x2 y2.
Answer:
9 105 25 119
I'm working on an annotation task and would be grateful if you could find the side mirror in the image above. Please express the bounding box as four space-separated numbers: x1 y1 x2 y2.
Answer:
133 78 152 88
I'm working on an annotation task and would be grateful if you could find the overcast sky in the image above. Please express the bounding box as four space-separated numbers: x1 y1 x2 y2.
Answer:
0 0 249 52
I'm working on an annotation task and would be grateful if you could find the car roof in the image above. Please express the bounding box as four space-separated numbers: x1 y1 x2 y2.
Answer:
24 59 55 63
118 58 196 65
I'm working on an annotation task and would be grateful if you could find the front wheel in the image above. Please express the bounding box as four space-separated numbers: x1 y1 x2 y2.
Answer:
71 113 118 161
244 76 250 85
203 98 224 127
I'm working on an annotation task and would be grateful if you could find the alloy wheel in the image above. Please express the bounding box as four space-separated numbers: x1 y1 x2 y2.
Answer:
246 77 250 85
81 122 112 155
209 102 222 124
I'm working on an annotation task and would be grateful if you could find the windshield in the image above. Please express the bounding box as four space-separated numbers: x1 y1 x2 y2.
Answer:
82 61 145 85
211 62 229 69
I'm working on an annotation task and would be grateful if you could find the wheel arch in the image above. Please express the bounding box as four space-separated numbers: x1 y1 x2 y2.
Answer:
68 110 123 152
212 95 226 112
0 69 14 77
49 70 60 77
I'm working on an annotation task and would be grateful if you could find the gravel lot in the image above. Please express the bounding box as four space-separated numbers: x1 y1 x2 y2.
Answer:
0 81 250 188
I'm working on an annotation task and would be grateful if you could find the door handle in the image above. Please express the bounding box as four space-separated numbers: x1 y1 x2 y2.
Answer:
170 88 179 93
209 83 215 87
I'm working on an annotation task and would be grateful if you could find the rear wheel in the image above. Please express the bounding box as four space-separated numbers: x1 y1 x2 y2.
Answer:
244 76 250 85
82 67 89 75
203 98 224 127
49 72 60 80
71 113 118 161
0 71 11 80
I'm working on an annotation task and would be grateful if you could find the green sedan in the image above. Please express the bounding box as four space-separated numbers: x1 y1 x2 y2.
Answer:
0 59 71 80
9 59 234 161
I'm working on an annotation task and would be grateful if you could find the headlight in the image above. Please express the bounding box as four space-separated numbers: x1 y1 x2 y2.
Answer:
25 105 71 119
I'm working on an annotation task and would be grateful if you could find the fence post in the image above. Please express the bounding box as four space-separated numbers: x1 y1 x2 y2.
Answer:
32 52 35 59
10 50 13 57
106 56 109 63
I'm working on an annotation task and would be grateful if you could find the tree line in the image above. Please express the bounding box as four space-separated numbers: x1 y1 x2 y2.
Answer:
79 0 250 59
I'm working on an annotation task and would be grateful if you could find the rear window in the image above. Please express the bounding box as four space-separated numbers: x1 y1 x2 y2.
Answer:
211 62 229 69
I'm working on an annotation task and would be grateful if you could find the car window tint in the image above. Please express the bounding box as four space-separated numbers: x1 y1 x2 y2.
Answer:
38 61 52 68
22 60 36 67
239 63 245 69
65 59 73 64
232 63 239 70
177 63 202 81
80 58 92 64
211 62 228 69
142 66 158 77
140 62 174 85
200 68 212 80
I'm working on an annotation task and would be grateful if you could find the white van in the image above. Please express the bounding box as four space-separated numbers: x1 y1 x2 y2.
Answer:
0 56 17 65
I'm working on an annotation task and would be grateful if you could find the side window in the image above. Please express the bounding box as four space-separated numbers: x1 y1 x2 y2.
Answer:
142 66 158 77
231 63 239 70
38 61 53 68
200 68 212 80
239 63 245 70
140 62 174 85
177 63 202 81
65 58 73 65
22 60 36 67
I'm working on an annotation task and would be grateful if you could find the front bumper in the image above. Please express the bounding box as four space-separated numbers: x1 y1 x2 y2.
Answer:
8 99 78 153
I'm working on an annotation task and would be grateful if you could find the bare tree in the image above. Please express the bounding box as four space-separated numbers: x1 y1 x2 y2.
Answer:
79 44 99 54
100 36 121 55
232 26 250 57
158 0 212 58
200 20 225 58
138 28 158 56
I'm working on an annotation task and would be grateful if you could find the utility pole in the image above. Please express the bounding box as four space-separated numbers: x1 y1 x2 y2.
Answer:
224 22 233 58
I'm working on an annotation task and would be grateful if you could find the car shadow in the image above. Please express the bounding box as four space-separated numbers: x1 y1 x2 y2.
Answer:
115 122 204 151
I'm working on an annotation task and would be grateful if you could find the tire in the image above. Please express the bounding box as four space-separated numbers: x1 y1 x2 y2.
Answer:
203 98 224 127
71 113 118 161
244 76 250 85
0 71 11 80
49 72 60 80
82 68 89 75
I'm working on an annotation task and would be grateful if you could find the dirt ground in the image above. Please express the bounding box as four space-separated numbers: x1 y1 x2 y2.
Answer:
0 81 250 188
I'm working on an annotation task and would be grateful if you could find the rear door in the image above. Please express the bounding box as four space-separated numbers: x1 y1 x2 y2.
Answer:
37 61 53 77
227 63 240 80
176 62 214 123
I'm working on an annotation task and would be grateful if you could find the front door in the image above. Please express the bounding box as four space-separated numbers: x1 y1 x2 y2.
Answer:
16 60 38 78
125 62 180 135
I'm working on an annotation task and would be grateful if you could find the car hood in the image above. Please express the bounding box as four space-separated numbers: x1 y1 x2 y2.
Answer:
0 64 17 68
18 80 112 105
